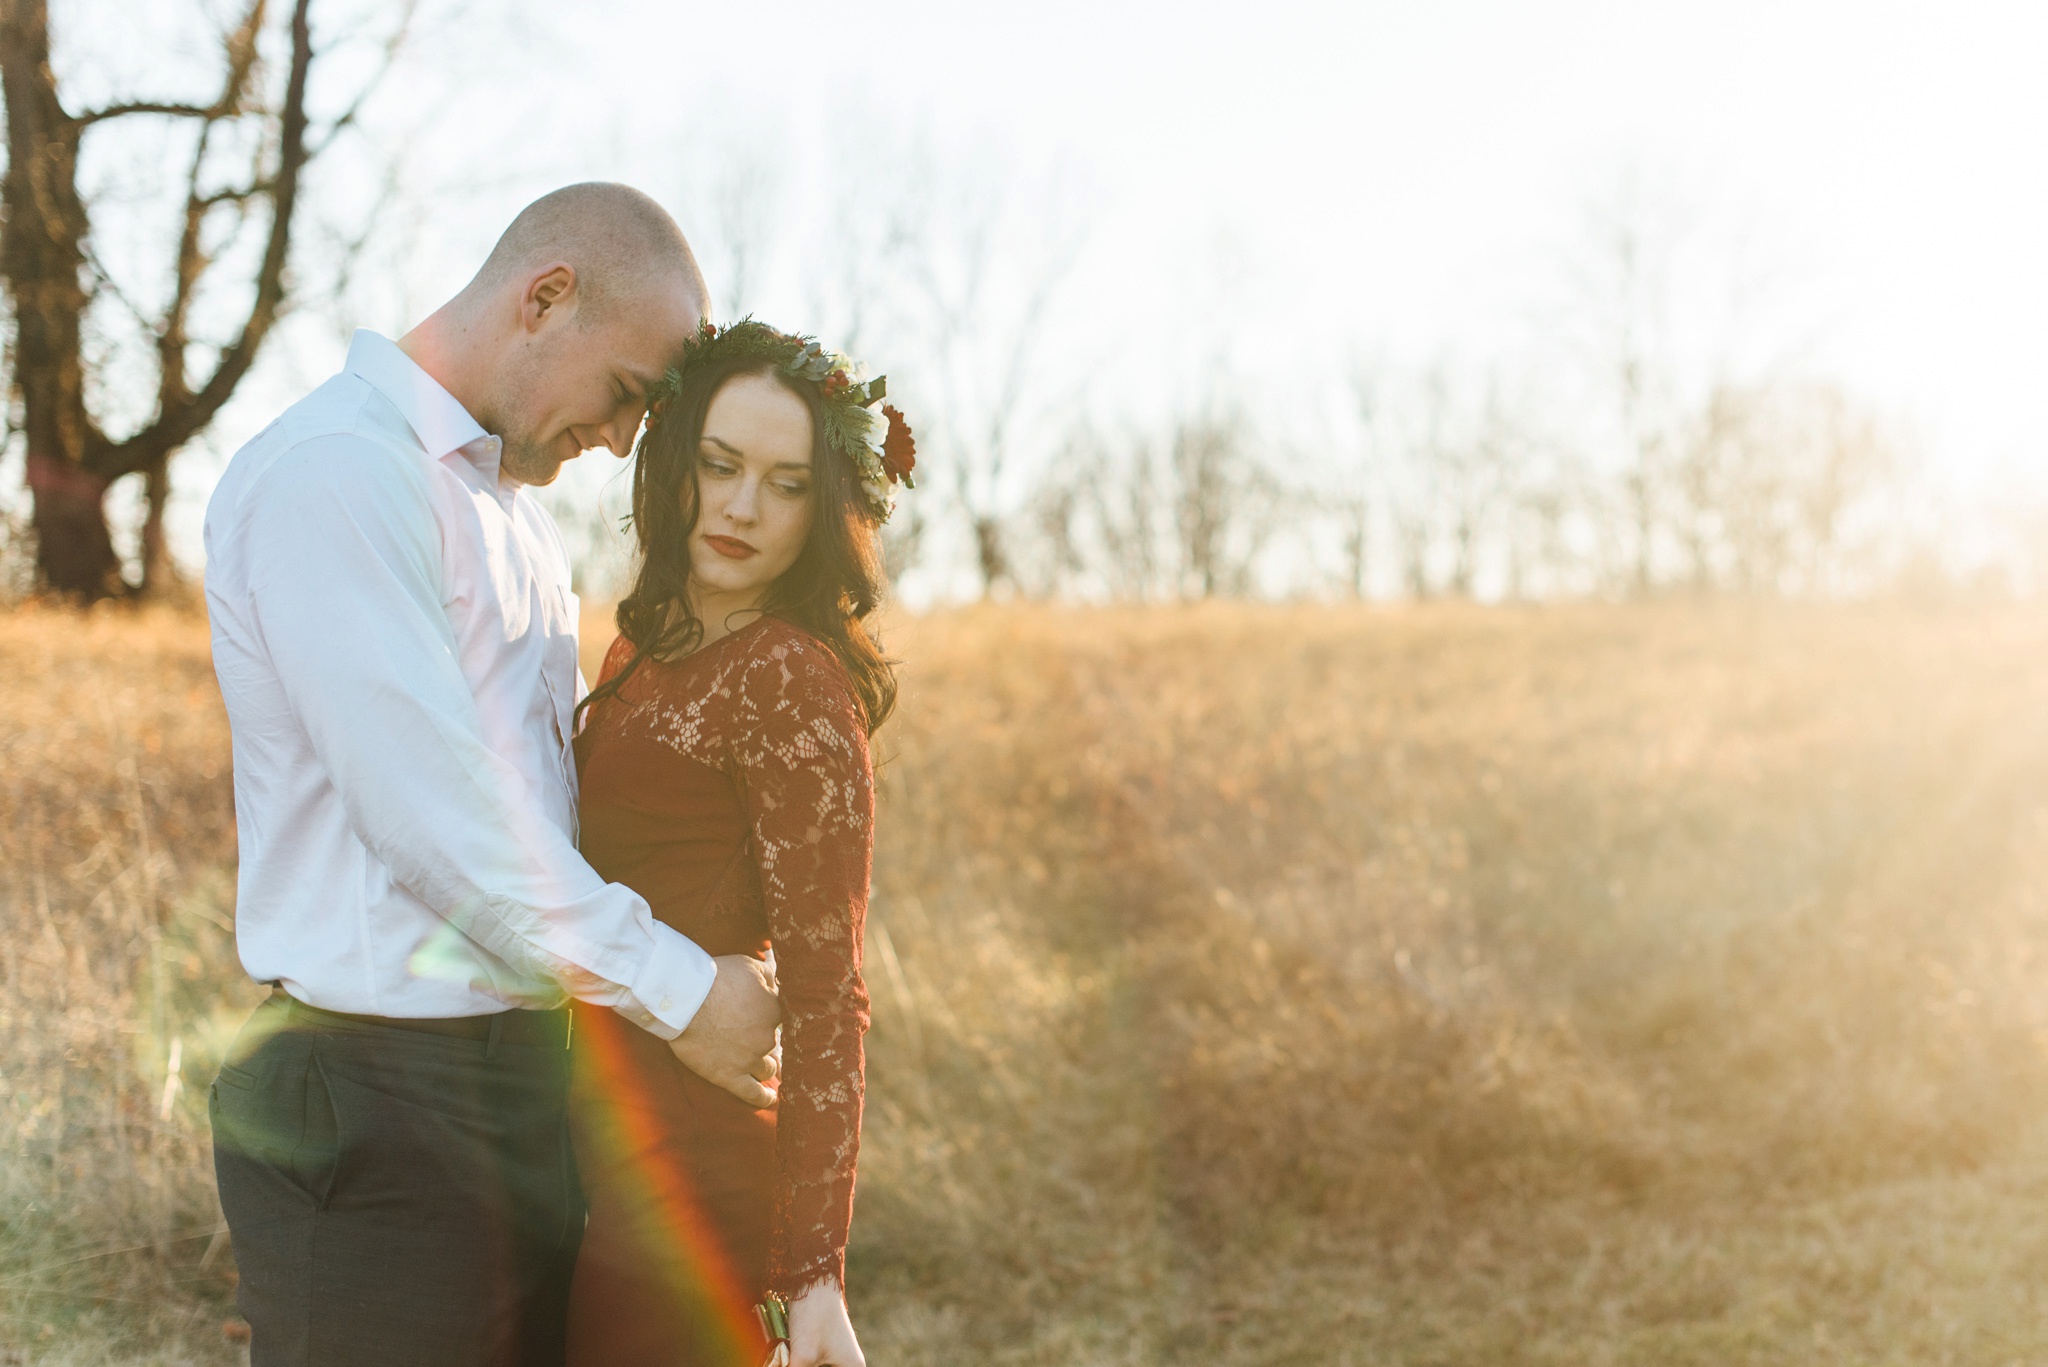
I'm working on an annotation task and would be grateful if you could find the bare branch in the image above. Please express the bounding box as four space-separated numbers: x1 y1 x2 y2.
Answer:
99 0 312 481
217 0 266 114
313 155 406 330
304 0 418 161
76 100 218 126
196 180 271 209
153 107 220 414
79 244 155 334
77 0 266 130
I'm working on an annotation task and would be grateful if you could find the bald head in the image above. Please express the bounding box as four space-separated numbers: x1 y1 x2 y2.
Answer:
465 182 708 325
401 183 714 487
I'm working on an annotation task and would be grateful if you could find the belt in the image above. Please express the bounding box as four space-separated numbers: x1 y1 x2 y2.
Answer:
270 990 571 1049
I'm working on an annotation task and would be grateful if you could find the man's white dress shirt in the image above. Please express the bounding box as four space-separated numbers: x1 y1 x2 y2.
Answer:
203 330 714 1038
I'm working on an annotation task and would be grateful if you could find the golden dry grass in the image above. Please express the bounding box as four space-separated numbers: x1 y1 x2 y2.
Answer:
0 605 255 1362
8 600 2048 1363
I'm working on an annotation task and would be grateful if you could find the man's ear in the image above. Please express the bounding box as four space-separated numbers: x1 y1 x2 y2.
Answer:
520 263 577 333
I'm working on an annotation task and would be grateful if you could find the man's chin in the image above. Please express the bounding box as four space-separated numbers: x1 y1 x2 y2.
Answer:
499 444 567 488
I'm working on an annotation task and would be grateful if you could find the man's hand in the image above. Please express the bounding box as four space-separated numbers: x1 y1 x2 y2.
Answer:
669 954 781 1108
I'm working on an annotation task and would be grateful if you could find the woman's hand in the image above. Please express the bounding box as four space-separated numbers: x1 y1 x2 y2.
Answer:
785 1279 864 1367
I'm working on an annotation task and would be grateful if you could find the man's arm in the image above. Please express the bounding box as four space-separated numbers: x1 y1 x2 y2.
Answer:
238 436 733 1043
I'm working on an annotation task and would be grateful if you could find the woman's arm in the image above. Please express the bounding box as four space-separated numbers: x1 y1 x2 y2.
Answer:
731 633 875 1305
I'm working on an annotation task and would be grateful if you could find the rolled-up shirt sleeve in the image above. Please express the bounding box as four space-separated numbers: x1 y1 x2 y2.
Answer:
241 436 713 1038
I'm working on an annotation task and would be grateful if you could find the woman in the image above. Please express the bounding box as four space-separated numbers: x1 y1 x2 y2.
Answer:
564 320 914 1367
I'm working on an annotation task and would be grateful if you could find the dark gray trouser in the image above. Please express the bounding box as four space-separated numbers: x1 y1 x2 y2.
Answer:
210 994 585 1367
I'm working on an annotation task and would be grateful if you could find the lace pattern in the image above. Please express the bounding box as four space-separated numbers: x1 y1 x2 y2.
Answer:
590 620 873 1297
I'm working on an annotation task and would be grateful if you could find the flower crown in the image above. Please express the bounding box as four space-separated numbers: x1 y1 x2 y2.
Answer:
642 318 916 523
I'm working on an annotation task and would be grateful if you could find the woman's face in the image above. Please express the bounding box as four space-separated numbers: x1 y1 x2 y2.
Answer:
687 370 817 608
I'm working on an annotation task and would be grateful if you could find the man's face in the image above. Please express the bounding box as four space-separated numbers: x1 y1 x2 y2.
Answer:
492 277 703 487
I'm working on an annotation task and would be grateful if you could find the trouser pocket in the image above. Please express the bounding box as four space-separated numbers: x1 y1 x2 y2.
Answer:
211 1041 300 1184
292 1054 341 1209
210 1026 326 1364
209 1026 341 1210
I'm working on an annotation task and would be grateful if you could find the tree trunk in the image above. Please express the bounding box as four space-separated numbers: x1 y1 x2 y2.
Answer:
140 454 178 594
0 0 122 598
1343 499 1369 598
25 453 118 596
2 0 317 599
971 515 1008 597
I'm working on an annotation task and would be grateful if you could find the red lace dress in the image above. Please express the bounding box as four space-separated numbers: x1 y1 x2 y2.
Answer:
563 617 872 1366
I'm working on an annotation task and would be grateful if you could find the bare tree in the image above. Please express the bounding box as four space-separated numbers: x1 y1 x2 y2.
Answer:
1021 404 1284 604
670 130 787 323
1670 386 1729 592
1372 364 1532 601
1441 376 1524 598
1380 368 1456 599
802 121 927 362
1014 423 1154 602
1791 387 1897 594
1073 425 1173 602
1654 377 1904 597
1549 171 1693 597
898 158 1086 597
1332 365 1389 598
1500 468 1572 601
1172 408 1258 598
0 0 407 598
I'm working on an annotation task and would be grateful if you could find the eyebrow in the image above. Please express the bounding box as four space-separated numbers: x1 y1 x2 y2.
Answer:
701 435 812 473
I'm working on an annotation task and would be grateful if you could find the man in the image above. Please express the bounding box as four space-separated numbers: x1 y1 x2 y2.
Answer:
203 183 780 1366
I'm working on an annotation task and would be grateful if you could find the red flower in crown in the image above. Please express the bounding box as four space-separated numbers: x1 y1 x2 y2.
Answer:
823 369 851 397
879 404 916 485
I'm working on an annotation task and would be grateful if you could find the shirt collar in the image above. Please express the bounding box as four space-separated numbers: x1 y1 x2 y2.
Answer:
343 329 504 482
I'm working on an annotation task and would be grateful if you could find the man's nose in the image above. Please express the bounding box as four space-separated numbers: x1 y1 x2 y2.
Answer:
600 408 643 457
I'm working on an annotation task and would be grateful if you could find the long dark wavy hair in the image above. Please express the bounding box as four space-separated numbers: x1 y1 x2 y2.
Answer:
574 356 897 735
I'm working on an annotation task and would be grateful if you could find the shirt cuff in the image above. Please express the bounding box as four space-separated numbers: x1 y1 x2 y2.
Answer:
625 923 719 1040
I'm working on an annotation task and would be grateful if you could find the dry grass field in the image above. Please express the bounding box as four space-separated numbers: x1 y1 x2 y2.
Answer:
7 599 2048 1364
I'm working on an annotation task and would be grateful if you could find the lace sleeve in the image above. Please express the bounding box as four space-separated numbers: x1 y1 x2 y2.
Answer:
729 626 874 1298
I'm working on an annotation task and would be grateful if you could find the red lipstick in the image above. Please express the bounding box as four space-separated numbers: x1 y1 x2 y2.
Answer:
704 534 758 560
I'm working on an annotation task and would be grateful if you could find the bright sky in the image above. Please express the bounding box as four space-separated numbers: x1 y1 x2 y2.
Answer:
536 0 2047 467
91 0 2048 566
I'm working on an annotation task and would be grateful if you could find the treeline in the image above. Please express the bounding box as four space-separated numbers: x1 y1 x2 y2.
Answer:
965 370 1904 603
545 146 1938 606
